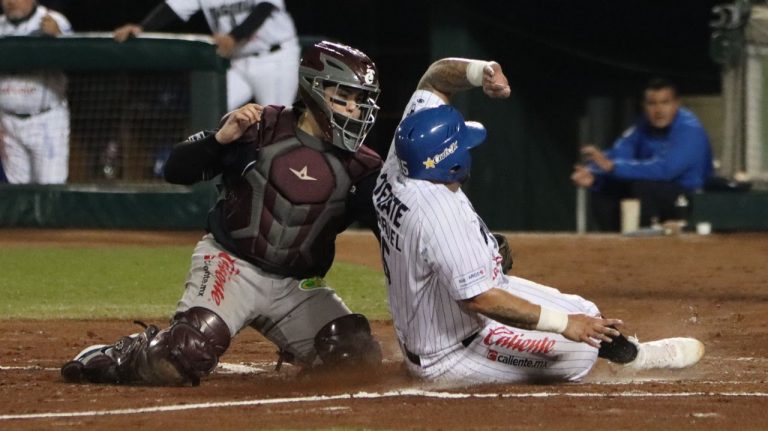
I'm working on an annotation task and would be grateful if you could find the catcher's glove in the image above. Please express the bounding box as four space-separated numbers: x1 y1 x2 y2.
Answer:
493 233 513 274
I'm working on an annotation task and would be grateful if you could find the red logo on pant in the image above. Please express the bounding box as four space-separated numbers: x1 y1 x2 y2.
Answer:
486 349 549 369
204 252 239 306
483 326 556 354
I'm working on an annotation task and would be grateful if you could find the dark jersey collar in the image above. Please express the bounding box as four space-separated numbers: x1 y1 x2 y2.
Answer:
295 125 335 152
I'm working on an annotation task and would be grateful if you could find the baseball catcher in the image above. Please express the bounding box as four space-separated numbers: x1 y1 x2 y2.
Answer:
61 41 385 385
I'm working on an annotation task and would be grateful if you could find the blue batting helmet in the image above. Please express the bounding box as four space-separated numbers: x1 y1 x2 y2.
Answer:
394 105 486 183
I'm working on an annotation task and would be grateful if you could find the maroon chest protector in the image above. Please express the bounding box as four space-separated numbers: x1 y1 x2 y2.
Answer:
209 106 381 278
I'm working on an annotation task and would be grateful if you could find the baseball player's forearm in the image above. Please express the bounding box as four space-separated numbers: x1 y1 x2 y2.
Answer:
418 58 510 101
464 288 540 330
164 133 225 184
230 2 276 42
417 58 476 102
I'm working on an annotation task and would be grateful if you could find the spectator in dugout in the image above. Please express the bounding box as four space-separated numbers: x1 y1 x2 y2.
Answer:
570 78 713 231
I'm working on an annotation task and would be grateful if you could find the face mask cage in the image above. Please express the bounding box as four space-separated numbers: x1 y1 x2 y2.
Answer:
312 78 380 151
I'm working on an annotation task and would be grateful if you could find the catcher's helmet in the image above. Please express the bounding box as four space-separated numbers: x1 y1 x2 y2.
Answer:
395 105 486 183
299 41 380 152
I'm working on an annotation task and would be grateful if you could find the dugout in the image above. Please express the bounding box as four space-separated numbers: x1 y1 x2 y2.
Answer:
0 34 226 228
3 1 767 231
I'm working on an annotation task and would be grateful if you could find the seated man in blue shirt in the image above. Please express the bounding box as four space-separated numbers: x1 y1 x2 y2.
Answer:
571 79 713 231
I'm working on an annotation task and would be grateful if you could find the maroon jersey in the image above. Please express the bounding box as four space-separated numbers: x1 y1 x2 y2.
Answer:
165 106 382 278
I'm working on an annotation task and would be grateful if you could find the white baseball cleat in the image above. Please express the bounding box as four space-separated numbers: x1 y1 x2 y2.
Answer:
625 337 705 370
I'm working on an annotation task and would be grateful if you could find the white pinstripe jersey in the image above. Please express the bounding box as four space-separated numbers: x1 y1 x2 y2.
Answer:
166 0 296 57
0 6 71 114
374 90 505 359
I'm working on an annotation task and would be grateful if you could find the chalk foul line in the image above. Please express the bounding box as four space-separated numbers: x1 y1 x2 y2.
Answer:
1 389 768 421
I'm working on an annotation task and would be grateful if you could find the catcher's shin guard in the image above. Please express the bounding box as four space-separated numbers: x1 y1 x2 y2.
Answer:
313 313 382 369
61 308 231 385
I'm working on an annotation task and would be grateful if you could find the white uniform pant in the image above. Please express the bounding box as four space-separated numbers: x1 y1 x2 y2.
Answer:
405 276 601 384
176 234 352 366
0 104 69 184
227 41 301 110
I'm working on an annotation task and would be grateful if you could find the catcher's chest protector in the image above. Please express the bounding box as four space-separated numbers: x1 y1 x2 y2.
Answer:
219 106 381 276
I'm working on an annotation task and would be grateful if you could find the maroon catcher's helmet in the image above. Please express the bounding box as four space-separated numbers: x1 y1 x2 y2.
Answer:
299 41 380 152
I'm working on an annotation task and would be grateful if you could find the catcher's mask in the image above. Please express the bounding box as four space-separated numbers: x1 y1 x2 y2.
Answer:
395 105 487 184
299 41 380 152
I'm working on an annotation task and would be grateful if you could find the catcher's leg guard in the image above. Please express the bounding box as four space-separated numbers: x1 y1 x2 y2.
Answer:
313 314 382 369
61 307 231 385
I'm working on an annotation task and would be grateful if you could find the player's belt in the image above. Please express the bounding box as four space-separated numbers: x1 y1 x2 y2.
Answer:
247 37 297 57
1 106 53 119
403 332 480 367
251 43 283 57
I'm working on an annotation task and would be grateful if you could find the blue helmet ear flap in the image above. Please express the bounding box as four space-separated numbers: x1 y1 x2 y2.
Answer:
395 106 486 183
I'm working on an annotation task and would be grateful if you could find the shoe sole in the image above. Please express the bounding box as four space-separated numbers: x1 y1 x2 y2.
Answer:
676 338 705 368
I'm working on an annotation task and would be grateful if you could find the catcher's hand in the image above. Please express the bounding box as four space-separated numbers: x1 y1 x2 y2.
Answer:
493 233 513 274
215 103 263 144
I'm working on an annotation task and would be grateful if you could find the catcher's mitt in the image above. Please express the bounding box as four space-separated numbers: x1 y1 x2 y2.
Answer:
493 233 513 274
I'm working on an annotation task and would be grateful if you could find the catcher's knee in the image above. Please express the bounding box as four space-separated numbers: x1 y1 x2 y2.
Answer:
131 307 231 384
62 307 231 386
313 314 382 369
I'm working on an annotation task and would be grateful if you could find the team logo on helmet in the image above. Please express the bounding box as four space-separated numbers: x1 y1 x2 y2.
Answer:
364 67 376 85
423 141 458 169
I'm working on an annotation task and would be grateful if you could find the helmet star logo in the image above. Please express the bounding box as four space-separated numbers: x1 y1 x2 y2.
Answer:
289 166 318 181
423 158 436 169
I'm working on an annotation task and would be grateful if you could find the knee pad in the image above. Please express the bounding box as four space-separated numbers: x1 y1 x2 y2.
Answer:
160 307 232 381
314 314 382 369
172 307 232 357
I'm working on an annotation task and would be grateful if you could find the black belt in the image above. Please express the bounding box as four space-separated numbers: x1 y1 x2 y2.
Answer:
251 43 282 57
2 106 53 119
404 332 480 367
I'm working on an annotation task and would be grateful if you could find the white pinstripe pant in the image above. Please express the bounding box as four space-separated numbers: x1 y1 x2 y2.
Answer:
227 43 300 110
0 103 69 184
405 276 600 384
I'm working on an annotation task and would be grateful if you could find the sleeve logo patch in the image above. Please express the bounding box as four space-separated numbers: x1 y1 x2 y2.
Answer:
455 267 487 289
185 131 208 142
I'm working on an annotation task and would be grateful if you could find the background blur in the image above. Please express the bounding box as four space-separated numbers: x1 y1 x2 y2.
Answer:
1 0 739 230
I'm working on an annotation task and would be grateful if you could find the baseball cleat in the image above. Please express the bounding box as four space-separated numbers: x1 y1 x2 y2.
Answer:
61 343 120 383
625 337 705 370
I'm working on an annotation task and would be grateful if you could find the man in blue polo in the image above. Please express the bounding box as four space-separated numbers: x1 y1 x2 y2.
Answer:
571 78 713 231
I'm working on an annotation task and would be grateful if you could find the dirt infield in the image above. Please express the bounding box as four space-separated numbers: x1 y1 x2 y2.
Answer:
1 229 767 430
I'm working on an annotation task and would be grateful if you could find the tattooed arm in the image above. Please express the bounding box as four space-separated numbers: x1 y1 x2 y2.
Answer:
464 288 621 348
417 58 511 102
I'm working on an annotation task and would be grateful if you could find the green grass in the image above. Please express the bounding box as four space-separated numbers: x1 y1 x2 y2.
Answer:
0 246 391 320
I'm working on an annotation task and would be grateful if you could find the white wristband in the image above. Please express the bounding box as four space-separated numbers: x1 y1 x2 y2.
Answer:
535 307 569 333
466 60 490 87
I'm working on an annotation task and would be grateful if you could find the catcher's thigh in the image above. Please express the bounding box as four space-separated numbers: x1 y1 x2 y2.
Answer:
249 278 352 366
176 235 352 365
176 235 264 337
